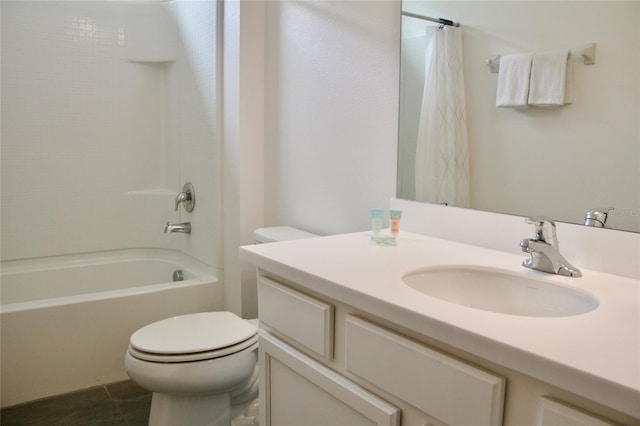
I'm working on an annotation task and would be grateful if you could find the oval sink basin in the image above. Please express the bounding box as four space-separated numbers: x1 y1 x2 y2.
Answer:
402 266 599 317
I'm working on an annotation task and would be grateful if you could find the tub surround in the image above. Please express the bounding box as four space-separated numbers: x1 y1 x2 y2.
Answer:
240 202 640 421
1 1 220 268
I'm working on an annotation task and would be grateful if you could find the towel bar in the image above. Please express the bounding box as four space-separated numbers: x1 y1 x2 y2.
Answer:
486 43 596 73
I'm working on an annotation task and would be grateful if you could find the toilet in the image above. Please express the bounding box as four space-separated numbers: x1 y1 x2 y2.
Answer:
253 226 318 244
125 226 317 426
125 312 259 426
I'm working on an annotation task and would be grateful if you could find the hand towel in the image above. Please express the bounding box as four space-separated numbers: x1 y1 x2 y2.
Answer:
528 49 570 107
563 58 573 104
495 53 533 109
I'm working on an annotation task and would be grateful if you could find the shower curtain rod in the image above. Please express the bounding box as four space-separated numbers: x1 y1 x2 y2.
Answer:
402 11 460 27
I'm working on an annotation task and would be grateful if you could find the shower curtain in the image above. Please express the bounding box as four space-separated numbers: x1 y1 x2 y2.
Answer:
415 26 470 207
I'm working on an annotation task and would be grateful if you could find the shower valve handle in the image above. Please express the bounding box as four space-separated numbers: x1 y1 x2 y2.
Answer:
174 182 195 212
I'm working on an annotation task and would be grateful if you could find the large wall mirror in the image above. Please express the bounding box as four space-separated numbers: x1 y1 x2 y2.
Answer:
397 1 639 233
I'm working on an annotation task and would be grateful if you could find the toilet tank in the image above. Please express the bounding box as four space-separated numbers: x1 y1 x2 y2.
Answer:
253 226 318 244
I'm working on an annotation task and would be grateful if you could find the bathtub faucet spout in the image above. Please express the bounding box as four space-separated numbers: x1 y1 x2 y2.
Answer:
164 222 191 234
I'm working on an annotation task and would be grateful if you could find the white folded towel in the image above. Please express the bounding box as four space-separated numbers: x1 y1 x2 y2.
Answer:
528 49 571 107
496 53 533 109
563 58 573 104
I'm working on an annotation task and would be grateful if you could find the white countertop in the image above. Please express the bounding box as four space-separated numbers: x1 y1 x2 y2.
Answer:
240 231 640 419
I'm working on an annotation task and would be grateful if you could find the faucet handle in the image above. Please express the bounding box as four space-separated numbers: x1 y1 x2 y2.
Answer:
525 216 557 245
174 193 186 211
174 182 195 212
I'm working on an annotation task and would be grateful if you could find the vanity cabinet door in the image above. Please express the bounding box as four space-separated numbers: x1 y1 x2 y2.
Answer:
259 330 400 426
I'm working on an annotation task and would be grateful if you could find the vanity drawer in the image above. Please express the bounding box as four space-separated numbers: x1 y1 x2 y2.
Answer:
258 276 334 360
345 315 505 426
537 397 617 426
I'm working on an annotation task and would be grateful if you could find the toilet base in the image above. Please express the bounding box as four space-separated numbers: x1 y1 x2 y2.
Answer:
149 392 230 426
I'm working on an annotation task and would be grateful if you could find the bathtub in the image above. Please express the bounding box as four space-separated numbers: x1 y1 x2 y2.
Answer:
0 249 224 408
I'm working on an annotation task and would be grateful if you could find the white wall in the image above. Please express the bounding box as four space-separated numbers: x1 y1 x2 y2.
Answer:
263 0 401 236
221 0 400 318
222 0 267 318
399 1 640 232
1 1 220 266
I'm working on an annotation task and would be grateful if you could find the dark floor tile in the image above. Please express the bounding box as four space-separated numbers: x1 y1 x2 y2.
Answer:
1 382 147 426
105 381 150 402
105 380 152 426
1 387 106 425
107 381 152 426
117 399 152 426
52 404 127 426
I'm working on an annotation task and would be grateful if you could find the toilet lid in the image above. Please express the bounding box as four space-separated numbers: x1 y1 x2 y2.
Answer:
130 312 257 356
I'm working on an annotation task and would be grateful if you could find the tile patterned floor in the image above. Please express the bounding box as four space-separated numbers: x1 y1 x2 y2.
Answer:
0 380 151 426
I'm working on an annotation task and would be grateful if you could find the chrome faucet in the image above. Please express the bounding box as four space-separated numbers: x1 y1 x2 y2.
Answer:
520 216 582 277
164 222 191 234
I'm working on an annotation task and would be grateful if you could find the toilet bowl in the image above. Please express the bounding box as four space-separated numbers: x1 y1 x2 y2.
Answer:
125 311 259 426
126 227 317 426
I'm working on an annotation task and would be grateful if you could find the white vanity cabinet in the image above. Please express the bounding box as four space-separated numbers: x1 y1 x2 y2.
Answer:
242 228 639 425
258 276 400 426
255 271 636 426
257 274 506 426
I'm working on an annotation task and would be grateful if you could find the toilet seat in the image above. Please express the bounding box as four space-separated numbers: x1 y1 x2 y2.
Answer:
128 312 258 363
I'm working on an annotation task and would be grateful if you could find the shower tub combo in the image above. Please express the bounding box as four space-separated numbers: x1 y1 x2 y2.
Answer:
0 249 223 408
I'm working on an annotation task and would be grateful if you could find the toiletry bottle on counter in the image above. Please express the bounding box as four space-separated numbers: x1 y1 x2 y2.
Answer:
390 210 402 237
371 209 384 237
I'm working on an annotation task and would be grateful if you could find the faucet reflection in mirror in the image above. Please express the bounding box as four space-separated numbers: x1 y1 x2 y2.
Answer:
584 207 614 228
